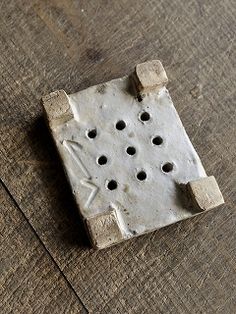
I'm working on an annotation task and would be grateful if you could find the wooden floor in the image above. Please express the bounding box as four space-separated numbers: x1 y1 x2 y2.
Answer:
0 0 236 313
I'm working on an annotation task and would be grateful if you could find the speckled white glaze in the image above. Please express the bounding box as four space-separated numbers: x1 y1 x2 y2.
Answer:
50 75 207 240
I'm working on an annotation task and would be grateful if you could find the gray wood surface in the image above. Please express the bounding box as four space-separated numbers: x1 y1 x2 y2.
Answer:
0 183 86 313
0 0 235 313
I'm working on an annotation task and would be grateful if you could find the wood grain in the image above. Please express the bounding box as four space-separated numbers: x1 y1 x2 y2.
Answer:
0 183 86 313
0 0 236 313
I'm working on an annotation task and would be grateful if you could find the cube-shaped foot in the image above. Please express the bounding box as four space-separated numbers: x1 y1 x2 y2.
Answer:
133 60 168 94
187 176 224 211
85 209 124 249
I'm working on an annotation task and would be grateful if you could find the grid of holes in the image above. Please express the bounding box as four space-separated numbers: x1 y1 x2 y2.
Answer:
86 110 174 190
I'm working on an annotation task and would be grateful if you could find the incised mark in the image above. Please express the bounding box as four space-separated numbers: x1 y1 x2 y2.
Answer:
63 140 91 179
63 140 99 208
80 179 99 209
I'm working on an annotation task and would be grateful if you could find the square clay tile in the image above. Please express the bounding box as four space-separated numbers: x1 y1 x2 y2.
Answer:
42 60 224 249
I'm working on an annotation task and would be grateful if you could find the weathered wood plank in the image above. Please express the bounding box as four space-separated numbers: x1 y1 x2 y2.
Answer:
0 183 86 313
0 0 236 313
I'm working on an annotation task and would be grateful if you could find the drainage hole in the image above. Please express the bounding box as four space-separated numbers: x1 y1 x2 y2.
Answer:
152 136 163 145
107 180 118 190
140 111 150 122
126 146 136 156
137 171 147 181
137 94 143 102
162 162 174 173
116 120 126 130
97 155 107 165
87 128 97 139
